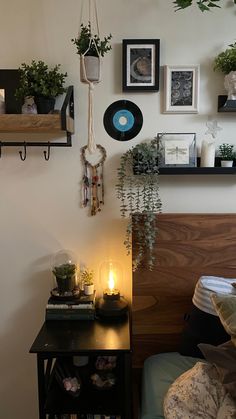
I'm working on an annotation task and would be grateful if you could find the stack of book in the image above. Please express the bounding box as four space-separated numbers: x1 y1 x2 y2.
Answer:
45 291 96 321
55 415 120 419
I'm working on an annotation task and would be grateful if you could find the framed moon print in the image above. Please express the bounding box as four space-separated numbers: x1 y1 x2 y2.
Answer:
122 39 160 91
163 65 200 113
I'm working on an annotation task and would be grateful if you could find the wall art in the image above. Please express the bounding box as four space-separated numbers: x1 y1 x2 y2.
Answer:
0 69 21 113
163 65 200 113
122 39 160 91
157 132 196 167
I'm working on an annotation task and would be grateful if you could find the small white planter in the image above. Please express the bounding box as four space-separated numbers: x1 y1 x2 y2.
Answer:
221 160 233 167
80 56 101 83
84 283 94 295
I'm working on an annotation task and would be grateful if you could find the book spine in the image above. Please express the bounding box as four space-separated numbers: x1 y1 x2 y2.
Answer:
45 311 95 320
46 304 94 309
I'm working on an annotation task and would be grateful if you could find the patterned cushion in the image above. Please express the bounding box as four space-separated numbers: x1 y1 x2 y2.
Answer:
211 294 236 346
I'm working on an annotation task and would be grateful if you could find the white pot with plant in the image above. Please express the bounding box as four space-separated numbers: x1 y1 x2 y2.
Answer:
218 143 234 167
214 42 236 101
81 268 95 295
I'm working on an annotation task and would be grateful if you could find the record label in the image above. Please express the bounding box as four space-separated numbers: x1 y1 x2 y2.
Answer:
103 100 143 141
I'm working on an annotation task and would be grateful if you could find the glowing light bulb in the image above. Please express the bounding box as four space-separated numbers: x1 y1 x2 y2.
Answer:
108 269 115 292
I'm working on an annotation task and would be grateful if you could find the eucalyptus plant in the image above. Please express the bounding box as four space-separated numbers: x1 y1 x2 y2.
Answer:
173 0 236 12
116 139 162 271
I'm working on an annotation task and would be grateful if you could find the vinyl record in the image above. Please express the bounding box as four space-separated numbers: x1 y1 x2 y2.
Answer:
103 100 143 141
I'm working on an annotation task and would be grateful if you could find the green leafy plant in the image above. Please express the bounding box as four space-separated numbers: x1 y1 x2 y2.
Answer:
71 22 112 57
53 263 77 279
214 42 236 75
173 0 229 12
218 143 234 160
15 60 67 100
116 139 162 271
81 269 94 285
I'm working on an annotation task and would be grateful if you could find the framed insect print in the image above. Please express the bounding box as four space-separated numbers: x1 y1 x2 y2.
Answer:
122 39 160 91
157 133 196 167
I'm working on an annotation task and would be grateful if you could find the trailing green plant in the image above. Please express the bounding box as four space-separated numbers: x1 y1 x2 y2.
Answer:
15 60 67 101
71 22 112 57
173 0 236 12
81 269 94 285
116 139 162 271
213 42 236 75
218 143 234 160
52 263 77 279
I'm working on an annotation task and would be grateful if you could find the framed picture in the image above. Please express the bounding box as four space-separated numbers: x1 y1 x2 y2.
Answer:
157 132 196 167
163 65 200 113
0 69 21 113
122 39 160 91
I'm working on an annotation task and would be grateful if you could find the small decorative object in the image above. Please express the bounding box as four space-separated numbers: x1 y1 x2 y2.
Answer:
55 360 81 398
200 120 222 167
95 356 117 370
214 42 236 106
81 144 106 216
81 268 94 295
122 39 160 91
218 143 234 167
91 371 116 389
71 0 112 153
157 132 196 167
52 250 77 296
103 100 143 142
163 65 200 114
0 89 5 114
21 95 37 114
15 60 67 114
96 260 128 318
116 140 162 270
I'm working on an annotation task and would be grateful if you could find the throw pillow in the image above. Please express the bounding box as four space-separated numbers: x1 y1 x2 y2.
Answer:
198 340 236 400
211 294 236 346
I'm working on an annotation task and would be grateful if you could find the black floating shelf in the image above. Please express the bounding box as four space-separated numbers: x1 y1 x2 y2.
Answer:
218 95 236 112
159 157 236 175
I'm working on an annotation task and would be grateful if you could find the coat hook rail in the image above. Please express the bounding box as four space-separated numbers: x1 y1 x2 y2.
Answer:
19 142 27 161
43 142 51 161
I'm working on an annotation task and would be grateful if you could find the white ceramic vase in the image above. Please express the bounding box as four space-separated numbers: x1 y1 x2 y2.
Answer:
221 160 233 167
84 283 94 296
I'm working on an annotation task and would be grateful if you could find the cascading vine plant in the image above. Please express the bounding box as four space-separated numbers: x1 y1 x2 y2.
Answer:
173 0 236 12
116 139 162 271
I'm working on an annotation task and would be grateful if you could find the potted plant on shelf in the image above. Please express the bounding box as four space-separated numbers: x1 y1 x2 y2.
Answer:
218 143 235 167
116 139 162 271
71 22 112 82
15 60 67 114
214 42 236 101
81 268 95 295
52 262 77 294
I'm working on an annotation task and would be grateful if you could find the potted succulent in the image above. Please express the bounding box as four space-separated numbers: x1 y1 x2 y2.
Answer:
15 60 67 114
81 268 95 295
214 42 236 101
116 139 162 271
218 143 235 167
52 262 77 294
71 22 112 82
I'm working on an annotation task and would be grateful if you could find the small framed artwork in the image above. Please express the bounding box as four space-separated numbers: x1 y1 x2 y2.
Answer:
122 39 160 91
163 65 200 113
157 132 196 167
0 70 21 113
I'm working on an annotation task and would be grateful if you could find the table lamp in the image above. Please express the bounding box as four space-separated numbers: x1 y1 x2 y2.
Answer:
96 260 128 318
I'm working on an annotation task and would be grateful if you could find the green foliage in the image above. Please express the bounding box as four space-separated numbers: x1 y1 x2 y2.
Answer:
52 263 76 279
214 42 236 74
218 143 234 160
15 60 67 100
173 0 223 12
71 22 112 57
81 269 94 285
116 140 162 271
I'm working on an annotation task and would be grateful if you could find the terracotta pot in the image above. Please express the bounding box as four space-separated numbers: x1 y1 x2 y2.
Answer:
80 56 100 83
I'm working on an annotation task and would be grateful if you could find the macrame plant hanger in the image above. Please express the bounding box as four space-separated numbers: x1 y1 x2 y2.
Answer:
79 0 101 154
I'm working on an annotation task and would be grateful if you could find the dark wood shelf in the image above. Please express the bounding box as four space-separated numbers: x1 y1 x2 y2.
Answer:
159 166 236 175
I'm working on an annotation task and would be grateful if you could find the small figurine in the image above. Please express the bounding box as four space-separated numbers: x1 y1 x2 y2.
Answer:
21 96 37 114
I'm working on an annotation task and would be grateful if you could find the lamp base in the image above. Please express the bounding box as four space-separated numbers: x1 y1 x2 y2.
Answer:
96 296 128 318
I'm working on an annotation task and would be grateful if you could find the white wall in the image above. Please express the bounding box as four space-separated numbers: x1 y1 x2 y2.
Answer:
0 1 236 417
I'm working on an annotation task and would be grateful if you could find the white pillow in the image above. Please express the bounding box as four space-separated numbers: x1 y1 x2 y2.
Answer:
192 276 236 316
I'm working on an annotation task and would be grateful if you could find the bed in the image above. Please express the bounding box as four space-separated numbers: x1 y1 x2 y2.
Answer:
132 213 236 419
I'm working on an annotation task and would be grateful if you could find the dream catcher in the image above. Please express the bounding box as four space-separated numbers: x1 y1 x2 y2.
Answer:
81 145 106 216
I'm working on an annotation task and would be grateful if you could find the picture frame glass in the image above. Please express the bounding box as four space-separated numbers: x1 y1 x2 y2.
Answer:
157 133 196 167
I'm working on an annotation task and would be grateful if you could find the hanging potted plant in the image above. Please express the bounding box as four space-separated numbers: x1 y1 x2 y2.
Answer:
71 22 112 83
116 139 162 271
15 60 67 114
213 42 236 101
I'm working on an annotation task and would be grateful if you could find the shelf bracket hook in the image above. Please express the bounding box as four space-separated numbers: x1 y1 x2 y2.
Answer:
19 142 27 161
43 142 51 161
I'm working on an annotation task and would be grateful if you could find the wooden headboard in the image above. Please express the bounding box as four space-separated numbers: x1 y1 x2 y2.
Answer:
132 213 236 368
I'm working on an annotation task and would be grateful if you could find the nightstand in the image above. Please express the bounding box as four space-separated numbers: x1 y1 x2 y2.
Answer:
29 315 132 419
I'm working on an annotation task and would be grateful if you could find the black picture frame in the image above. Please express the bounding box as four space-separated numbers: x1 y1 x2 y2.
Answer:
122 39 160 92
0 69 21 114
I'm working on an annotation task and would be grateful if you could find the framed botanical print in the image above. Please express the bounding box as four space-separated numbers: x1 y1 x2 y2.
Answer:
163 65 200 113
157 132 197 167
122 39 160 91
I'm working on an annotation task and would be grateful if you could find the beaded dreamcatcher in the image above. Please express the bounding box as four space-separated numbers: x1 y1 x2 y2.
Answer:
81 144 107 216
